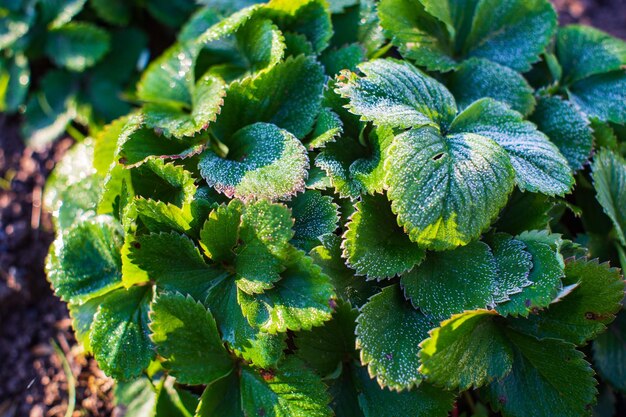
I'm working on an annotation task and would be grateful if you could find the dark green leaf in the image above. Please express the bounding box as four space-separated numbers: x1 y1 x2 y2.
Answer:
46 22 110 71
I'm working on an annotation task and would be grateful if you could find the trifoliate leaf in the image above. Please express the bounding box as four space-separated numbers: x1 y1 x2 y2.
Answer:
379 0 556 72
129 232 224 301
450 98 574 196
288 190 339 252
568 71 626 124
481 330 597 417
240 357 333 417
343 194 424 279
197 372 244 417
593 312 626 392
557 25 626 84
90 286 154 380
149 292 234 385
356 284 433 391
447 58 535 116
401 241 498 321
138 43 226 138
0 52 29 112
591 149 626 246
200 122 308 201
386 126 515 251
530 95 593 172
205 274 286 368
90 0 132 25
212 54 326 140
419 310 513 390
354 365 454 417
46 216 123 304
295 301 358 377
336 59 457 129
45 22 110 71
496 232 564 317
238 251 335 333
307 107 343 150
510 258 624 345
490 234 533 304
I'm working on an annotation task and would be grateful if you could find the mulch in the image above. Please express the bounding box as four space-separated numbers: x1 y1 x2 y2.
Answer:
0 1 624 416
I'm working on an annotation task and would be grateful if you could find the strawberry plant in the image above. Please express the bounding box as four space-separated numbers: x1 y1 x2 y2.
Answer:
40 0 626 416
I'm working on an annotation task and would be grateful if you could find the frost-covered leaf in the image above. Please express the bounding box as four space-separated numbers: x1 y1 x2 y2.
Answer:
510 258 624 345
567 71 626 125
449 98 574 196
419 310 513 390
45 22 110 71
591 149 626 246
307 107 343 150
386 126 515 251
46 216 123 304
199 200 243 263
490 234 533 304
530 96 593 172
200 122 308 201
447 59 535 116
240 357 333 417
593 312 626 393
356 284 433 391
90 286 154 380
0 53 29 112
482 331 597 417
150 292 233 385
401 241 498 321
336 59 457 129
343 194 424 279
212 55 326 140
288 191 339 252
378 0 556 72
238 250 335 333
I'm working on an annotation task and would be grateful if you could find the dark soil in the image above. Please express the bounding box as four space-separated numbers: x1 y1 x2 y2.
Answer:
0 1 624 416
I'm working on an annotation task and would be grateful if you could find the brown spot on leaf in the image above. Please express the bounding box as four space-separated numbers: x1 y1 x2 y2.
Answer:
132 241 141 249
260 369 275 382
585 312 597 320
499 396 507 405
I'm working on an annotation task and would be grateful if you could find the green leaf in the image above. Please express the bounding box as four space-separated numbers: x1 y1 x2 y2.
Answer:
447 58 535 116
115 377 157 417
45 22 110 71
68 294 105 353
354 365 454 417
343 194 424 279
129 232 224 301
482 330 597 417
145 0 196 27
320 44 365 76
557 25 626 84
196 372 244 417
212 54 326 140
238 250 335 333
568 71 626 124
295 300 358 377
90 0 132 25
306 107 343 150
90 286 154 380
449 98 574 195
137 43 226 138
40 0 87 28
530 95 593 172
46 216 123 304
386 126 515 251
336 59 457 129
0 5 33 50
327 365 364 417
494 190 554 235
510 258 624 345
593 312 626 392
490 233 533 304
401 241 497 321
419 310 513 390
200 200 243 263
240 357 332 417
591 149 626 246
150 292 234 385
200 122 308 201
130 159 196 207
288 191 339 252
0 52 29 112
154 377 199 417
356 284 433 391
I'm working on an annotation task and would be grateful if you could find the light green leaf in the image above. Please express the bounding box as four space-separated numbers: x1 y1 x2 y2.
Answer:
115 377 157 417
45 22 110 71
200 122 308 201
568 71 626 124
238 250 335 333
288 191 339 252
46 216 123 304
447 58 535 115
129 159 196 207
419 310 513 390
200 200 243 263
401 241 498 321
90 286 154 380
240 357 332 417
132 198 194 235
343 194 424 279
530 95 593 172
320 44 365 76
591 149 626 246
449 98 574 195
336 59 457 129
593 312 626 392
386 126 515 251
356 284 433 391
150 292 234 385
0 52 29 112
68 294 105 353
154 377 199 417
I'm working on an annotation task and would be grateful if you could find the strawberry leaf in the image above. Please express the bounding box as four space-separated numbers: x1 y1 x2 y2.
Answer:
45 22 110 71
591 149 626 246
288 190 339 252
593 312 626 393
